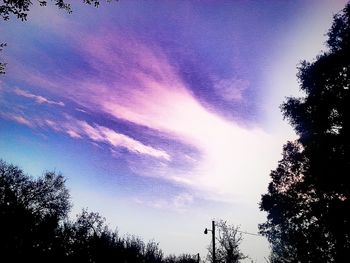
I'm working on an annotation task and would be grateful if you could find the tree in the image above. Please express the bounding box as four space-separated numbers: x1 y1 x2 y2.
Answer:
0 159 71 261
164 254 199 263
0 0 112 21
260 2 350 262
0 43 6 74
0 159 200 262
207 220 247 263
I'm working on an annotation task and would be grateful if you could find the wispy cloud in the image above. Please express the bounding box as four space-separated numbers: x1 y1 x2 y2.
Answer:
4 25 288 203
42 117 170 160
14 88 65 107
0 112 33 127
73 35 282 200
76 108 88 113
213 77 250 102
76 121 171 160
133 192 194 213
66 129 82 139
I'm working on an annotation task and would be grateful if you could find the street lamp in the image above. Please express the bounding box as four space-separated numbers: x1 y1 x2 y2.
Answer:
204 220 216 263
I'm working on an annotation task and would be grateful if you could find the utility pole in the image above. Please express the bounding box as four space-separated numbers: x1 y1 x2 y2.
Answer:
212 220 216 263
204 220 216 263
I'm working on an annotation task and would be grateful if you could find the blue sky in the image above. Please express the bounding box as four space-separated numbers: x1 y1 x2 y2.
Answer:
0 0 348 261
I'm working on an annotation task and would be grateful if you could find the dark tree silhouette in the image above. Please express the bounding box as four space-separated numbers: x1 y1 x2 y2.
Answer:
0 43 6 74
164 254 199 263
0 160 71 261
207 220 247 263
260 3 350 262
0 0 112 21
0 159 199 262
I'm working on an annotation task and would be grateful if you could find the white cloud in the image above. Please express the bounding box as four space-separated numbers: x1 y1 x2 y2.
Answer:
98 125 171 160
14 88 65 107
132 192 194 213
74 121 171 160
173 193 194 211
47 118 170 160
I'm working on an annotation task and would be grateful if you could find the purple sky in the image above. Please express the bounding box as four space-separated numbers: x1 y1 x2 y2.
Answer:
0 1 347 261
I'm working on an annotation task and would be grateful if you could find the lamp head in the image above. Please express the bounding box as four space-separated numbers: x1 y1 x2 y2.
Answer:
204 228 208 234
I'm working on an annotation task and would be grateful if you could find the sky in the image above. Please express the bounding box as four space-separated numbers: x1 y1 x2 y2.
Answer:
0 0 348 261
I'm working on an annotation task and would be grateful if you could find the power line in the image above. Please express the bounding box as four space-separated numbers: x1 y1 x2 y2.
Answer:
237 230 263 237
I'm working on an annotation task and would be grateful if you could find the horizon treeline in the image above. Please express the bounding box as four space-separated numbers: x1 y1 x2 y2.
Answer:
0 159 199 263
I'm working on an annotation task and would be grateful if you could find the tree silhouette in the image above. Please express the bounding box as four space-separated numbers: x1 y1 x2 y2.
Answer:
259 3 350 262
164 254 199 263
0 159 199 262
207 220 247 263
0 160 71 261
0 43 6 74
0 0 112 21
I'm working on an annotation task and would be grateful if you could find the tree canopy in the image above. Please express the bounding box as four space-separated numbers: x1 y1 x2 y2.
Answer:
0 160 198 262
259 2 350 262
0 0 111 21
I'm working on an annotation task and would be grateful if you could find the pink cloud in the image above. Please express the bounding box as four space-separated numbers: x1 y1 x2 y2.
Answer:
66 129 82 139
12 115 32 127
8 28 290 202
47 118 170 160
75 121 171 160
0 106 170 160
0 112 33 127
76 121 105 142
14 88 65 107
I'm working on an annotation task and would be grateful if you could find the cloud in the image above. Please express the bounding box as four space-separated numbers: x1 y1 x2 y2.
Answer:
14 88 65 107
0 103 170 160
13 115 32 126
214 77 250 102
42 117 171 160
76 108 88 113
76 121 171 160
173 193 194 211
6 28 289 202
133 192 194 213
0 112 33 127
66 129 82 139
71 38 279 200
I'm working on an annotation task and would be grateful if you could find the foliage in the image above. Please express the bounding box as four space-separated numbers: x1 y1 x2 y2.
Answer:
207 220 247 263
259 2 350 262
0 0 112 21
0 159 198 262
0 159 71 261
164 254 199 263
0 43 6 74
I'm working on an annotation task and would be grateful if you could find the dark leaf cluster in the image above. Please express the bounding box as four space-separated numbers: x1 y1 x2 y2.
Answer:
0 0 114 21
0 43 6 74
